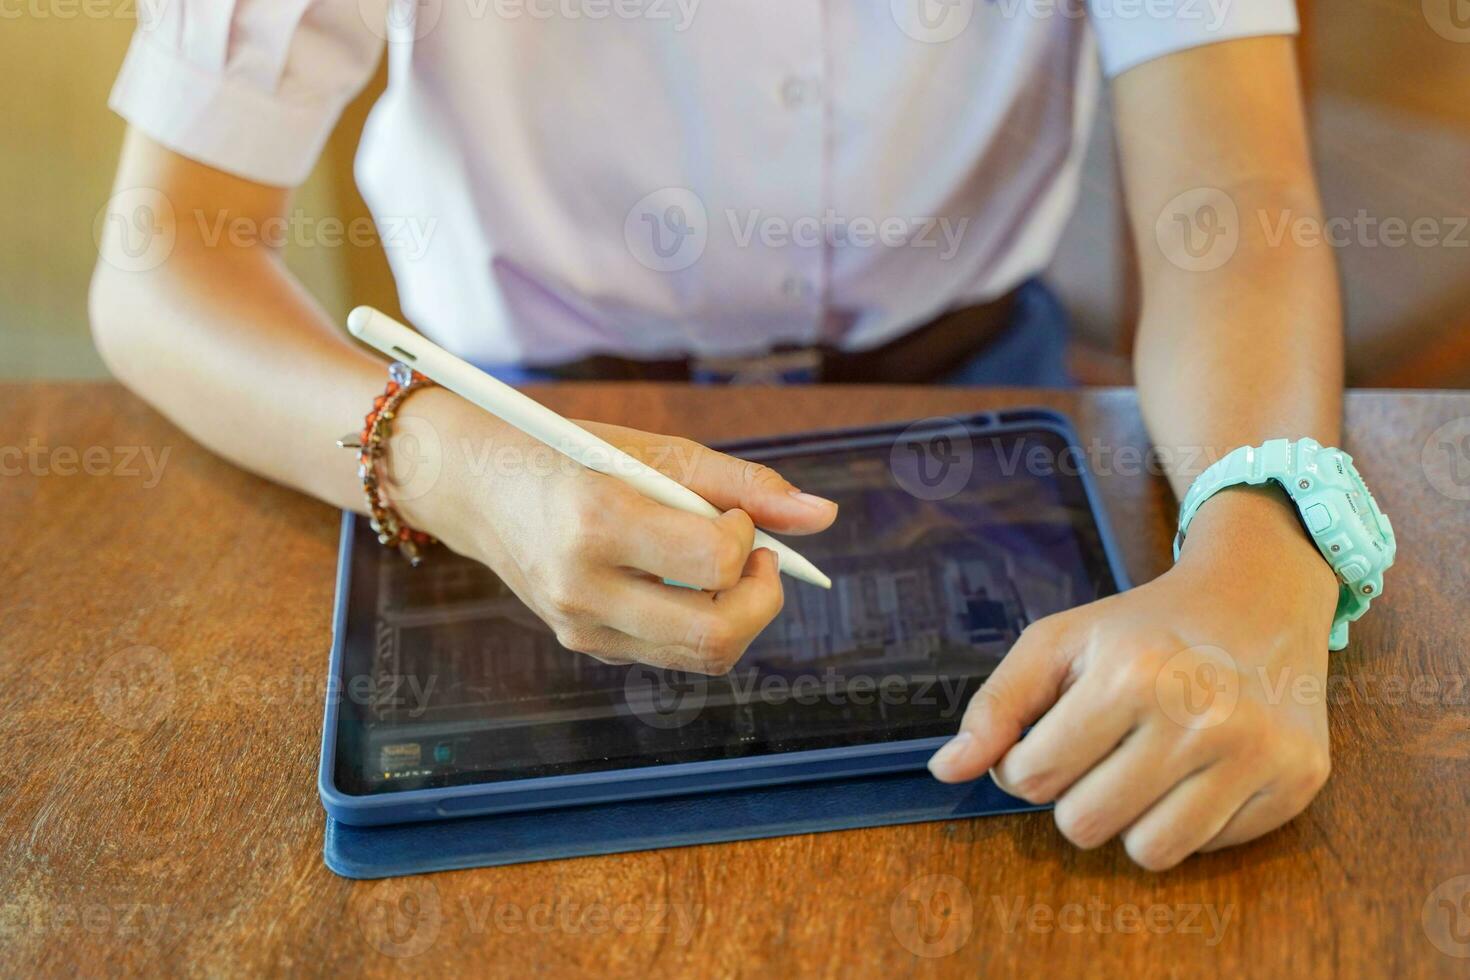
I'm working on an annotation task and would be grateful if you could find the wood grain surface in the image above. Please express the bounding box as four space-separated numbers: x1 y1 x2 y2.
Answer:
3 382 1468 978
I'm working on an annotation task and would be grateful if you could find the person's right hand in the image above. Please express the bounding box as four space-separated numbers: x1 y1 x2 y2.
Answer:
394 388 838 674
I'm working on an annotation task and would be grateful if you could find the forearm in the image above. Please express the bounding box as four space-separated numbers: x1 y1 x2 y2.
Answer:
1134 194 1344 500
1113 38 1344 576
1132 186 1344 585
90 242 384 513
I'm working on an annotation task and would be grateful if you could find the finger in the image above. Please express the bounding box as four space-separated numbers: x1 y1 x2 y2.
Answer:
1197 791 1303 852
990 665 1140 805
536 561 707 667
1044 724 1210 849
611 495 756 591
1120 764 1261 871
1199 758 1330 851
630 433 838 535
557 602 773 675
927 617 1079 783
551 623 641 665
600 548 785 674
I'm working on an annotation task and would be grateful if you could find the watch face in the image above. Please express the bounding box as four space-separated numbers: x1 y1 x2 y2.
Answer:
1333 454 1393 554
1300 444 1391 643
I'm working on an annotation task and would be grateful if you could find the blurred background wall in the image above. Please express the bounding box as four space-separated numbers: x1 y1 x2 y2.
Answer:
2 1 1468 386
0 8 401 379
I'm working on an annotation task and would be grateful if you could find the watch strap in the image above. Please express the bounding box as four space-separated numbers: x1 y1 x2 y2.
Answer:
1172 440 1302 560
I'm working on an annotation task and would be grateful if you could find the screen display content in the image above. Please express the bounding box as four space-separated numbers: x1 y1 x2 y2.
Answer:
333 421 1121 795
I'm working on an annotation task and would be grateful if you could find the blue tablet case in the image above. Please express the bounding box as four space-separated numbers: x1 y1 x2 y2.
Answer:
322 409 1130 878
325 771 1041 878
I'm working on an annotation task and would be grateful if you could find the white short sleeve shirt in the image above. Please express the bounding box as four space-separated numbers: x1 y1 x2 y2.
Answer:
111 0 1297 365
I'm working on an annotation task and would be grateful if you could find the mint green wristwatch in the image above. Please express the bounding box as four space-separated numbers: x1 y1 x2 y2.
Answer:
1173 438 1396 651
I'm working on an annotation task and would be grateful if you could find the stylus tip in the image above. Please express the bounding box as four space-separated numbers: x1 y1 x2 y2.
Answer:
779 552 831 589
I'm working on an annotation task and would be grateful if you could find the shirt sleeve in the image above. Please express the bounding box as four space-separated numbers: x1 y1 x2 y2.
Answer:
108 2 385 187
1086 0 1299 78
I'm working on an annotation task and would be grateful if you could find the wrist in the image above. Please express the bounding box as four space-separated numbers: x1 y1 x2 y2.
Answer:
1177 484 1340 612
384 385 480 544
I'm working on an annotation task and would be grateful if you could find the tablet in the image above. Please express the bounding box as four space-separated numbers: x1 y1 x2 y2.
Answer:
319 410 1129 826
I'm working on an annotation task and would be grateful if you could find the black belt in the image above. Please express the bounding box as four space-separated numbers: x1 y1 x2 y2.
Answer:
538 289 1022 384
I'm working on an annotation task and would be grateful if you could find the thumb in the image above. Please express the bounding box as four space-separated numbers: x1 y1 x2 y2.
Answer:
673 443 838 535
927 618 1076 783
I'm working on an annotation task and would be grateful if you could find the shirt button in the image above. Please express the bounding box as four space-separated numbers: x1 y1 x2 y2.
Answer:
779 76 820 109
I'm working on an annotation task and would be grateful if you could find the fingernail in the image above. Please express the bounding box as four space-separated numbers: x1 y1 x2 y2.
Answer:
788 490 837 511
927 731 973 778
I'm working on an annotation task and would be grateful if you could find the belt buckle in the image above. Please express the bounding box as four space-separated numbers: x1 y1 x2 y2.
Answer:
689 348 822 385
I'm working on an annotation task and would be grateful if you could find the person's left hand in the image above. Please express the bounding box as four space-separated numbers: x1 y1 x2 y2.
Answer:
927 486 1341 870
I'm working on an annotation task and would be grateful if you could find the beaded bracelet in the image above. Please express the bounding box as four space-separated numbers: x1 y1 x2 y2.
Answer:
338 362 437 566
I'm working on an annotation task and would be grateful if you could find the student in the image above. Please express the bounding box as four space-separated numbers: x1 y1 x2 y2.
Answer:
92 3 1377 869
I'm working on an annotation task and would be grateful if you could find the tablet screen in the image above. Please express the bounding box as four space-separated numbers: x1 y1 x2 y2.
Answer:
333 420 1122 795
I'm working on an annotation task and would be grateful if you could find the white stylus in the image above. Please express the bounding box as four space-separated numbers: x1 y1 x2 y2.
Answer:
347 306 832 589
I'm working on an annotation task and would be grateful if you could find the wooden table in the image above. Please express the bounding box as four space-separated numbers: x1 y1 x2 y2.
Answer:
4 383 1469 977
